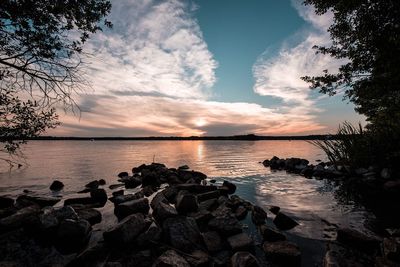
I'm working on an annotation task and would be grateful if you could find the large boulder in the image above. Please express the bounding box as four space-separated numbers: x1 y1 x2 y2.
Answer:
202 231 224 252
162 216 203 253
176 191 198 214
0 205 40 233
227 232 254 251
153 250 190 267
273 212 298 230
103 213 148 245
222 181 236 194
231 252 260 267
50 180 64 191
263 241 301 266
55 219 92 254
136 222 162 247
114 198 149 220
208 214 242 236
152 202 178 223
75 208 102 225
150 191 169 209
90 188 108 206
336 227 381 253
17 195 61 208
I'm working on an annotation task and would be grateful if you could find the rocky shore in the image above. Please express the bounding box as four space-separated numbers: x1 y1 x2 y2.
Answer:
0 161 399 266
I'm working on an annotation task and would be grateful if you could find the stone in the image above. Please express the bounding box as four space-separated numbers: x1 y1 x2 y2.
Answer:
67 243 109 267
337 227 380 253
0 196 14 209
222 181 237 194
381 168 392 179
103 213 148 245
188 209 214 230
0 205 40 232
122 250 153 267
64 197 97 207
263 241 301 266
53 206 79 221
227 232 254 251
90 188 108 206
258 224 286 242
199 198 218 211
114 198 149 219
136 222 162 247
208 214 242 236
184 250 210 267
176 191 198 214
235 206 248 220
16 195 61 208
179 165 190 170
98 179 106 185
117 172 129 178
162 216 202 253
141 171 159 187
213 251 231 267
383 238 400 263
383 180 400 193
75 208 102 225
150 191 168 209
176 184 217 194
112 190 124 197
153 250 190 267
231 252 260 267
273 212 299 230
152 202 178 223
109 184 124 190
109 193 141 205
85 180 99 189
163 186 179 203
197 190 221 202
55 219 92 254
124 177 142 189
251 206 267 225
142 185 155 197
202 231 224 252
50 180 64 191
269 206 280 215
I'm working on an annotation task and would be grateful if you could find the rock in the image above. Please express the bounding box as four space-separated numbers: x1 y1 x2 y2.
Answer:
75 208 102 225
300 166 314 178
273 212 298 230
251 206 267 225
176 191 198 214
355 168 369 175
0 205 40 232
162 216 202 252
213 251 231 267
66 243 109 267
337 227 380 253
98 179 106 185
202 231 224 252
381 168 392 179
90 188 107 206
103 213 148 245
263 241 301 266
109 184 124 190
85 180 99 189
153 250 190 267
64 197 96 207
56 219 92 254
0 196 14 209
16 195 61 208
141 171 159 187
235 206 248 220
262 159 270 167
152 202 178 223
23 207 59 240
231 252 260 267
188 209 214 230
163 186 179 203
122 250 153 267
258 224 286 242
184 250 210 267
114 198 150 219
142 185 155 197
50 180 64 191
383 238 400 262
197 190 221 202
210 179 216 183
199 198 218 211
150 191 169 209
227 232 254 251
383 180 400 193
112 190 124 197
208 214 242 236
269 206 280 215
109 193 142 205
176 184 217 194
53 206 79 221
178 165 190 170
222 181 236 194
124 177 142 189
117 172 129 178
77 188 91 194
136 222 162 247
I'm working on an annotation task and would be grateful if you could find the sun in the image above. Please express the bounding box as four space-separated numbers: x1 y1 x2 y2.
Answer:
194 118 207 127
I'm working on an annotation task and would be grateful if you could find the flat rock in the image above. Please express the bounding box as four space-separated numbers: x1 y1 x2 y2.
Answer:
263 241 301 266
114 198 149 219
153 250 190 267
150 191 168 209
103 213 148 245
109 193 141 205
273 212 298 230
227 232 254 251
231 252 260 267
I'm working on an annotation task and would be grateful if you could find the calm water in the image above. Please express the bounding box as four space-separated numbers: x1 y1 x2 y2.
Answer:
0 140 373 264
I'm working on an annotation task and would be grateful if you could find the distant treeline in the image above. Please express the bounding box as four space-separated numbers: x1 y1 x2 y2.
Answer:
24 134 337 141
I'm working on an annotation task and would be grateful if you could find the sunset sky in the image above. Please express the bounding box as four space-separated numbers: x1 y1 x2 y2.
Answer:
50 0 363 137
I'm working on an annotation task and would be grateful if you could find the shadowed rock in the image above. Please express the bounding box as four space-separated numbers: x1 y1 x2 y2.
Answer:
103 213 148 245
231 252 260 267
202 231 224 252
263 241 301 266
227 232 254 251
114 198 149 219
153 250 190 267
273 212 298 230
55 219 92 254
50 180 64 191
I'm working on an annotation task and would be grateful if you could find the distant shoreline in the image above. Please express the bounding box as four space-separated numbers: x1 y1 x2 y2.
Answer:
27 134 334 141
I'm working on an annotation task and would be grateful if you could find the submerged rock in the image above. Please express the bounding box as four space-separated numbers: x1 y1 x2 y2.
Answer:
258 224 286 242
223 181 237 194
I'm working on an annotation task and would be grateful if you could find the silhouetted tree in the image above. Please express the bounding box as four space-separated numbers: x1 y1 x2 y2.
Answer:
0 0 112 162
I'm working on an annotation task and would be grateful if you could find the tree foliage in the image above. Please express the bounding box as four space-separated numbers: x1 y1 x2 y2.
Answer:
301 0 400 127
0 0 112 159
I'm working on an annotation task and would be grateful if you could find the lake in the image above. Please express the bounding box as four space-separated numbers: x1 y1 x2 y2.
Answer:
0 140 373 265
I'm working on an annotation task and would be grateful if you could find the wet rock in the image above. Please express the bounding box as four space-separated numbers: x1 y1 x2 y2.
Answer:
121 250 153 267
197 190 221 202
142 185 155 197
258 224 286 242
103 213 148 245
262 159 270 167
56 219 92 254
124 177 142 189
162 216 202 253
184 250 210 267
222 181 237 194
163 186 179 203
112 190 124 197
141 170 159 187
179 165 190 170
109 184 125 190
208 214 242 236
212 204 233 218
383 238 400 263
17 195 61 208
90 188 108 206
202 231 224 252
75 208 102 225
210 179 216 183
109 193 142 205
77 188 91 194
64 197 96 207
337 227 380 253
98 179 106 185
23 207 59 240
85 180 100 189
273 212 299 230
176 191 198 214
117 172 129 178
263 241 301 266
227 232 254 251
50 180 64 191
383 180 400 193
153 202 178 223
251 206 267 225
136 222 162 247
231 252 260 267
235 206 248 220
114 198 149 219
153 250 190 267
269 206 280 215
176 184 217 194
0 205 40 232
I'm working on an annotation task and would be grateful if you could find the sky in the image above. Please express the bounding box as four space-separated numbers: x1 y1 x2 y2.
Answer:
49 0 364 137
